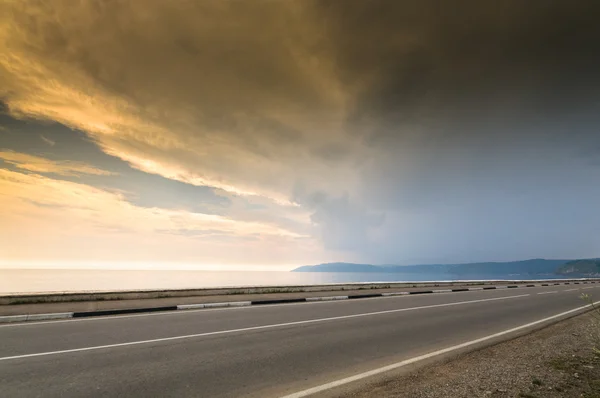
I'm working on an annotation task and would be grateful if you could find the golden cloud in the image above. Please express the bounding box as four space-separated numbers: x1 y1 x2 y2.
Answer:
0 0 358 206
0 167 320 266
0 151 116 176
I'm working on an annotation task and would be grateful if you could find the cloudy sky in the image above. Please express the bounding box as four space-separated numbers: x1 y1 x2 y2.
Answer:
1 1 599 270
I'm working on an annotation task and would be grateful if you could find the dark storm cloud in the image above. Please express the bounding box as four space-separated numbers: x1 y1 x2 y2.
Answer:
315 0 600 203
315 0 600 261
320 0 600 137
2 1 600 264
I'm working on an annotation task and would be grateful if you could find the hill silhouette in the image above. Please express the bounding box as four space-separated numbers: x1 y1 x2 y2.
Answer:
293 259 573 277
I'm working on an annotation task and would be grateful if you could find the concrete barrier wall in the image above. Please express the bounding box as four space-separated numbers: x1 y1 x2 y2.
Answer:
2 278 598 305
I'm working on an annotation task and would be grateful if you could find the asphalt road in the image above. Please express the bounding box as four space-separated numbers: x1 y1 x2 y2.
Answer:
0 284 597 397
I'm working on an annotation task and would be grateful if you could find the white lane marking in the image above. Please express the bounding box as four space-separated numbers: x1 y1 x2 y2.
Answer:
537 291 558 295
0 294 529 362
583 287 595 290
4 280 580 326
280 300 600 398
565 288 579 292
5 280 572 328
0 287 532 328
0 296 401 328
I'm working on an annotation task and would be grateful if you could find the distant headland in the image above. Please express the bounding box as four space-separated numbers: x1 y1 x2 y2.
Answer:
292 258 600 277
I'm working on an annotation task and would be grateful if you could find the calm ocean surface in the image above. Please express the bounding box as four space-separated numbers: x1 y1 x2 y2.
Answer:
0 269 568 294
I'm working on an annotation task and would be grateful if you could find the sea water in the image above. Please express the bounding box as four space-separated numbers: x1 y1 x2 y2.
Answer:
0 268 568 294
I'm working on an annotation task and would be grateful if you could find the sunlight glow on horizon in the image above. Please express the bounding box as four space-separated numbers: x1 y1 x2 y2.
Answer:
0 261 298 272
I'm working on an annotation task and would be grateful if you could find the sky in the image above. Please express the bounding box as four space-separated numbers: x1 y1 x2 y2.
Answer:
1 1 600 270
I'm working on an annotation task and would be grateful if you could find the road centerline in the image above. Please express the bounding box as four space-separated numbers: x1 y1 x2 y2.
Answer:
0 294 529 362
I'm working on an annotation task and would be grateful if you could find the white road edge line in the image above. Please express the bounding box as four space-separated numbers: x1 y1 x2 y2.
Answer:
0 294 529 362
2 282 580 328
2 283 571 328
0 295 408 328
279 300 600 398
1 288 532 328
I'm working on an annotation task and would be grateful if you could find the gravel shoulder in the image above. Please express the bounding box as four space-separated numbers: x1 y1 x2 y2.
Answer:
343 311 600 398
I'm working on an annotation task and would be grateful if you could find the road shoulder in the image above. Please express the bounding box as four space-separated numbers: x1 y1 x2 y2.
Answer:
342 311 600 398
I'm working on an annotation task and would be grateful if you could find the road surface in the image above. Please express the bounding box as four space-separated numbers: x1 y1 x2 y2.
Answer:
0 283 597 397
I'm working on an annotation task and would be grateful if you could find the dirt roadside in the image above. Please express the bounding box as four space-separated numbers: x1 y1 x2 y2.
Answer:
342 311 600 398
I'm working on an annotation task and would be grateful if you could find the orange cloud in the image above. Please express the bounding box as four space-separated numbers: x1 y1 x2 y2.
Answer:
0 0 358 206
0 168 305 237
0 151 116 176
0 167 320 267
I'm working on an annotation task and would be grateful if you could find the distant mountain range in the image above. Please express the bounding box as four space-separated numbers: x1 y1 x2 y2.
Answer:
556 259 600 276
292 259 600 277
